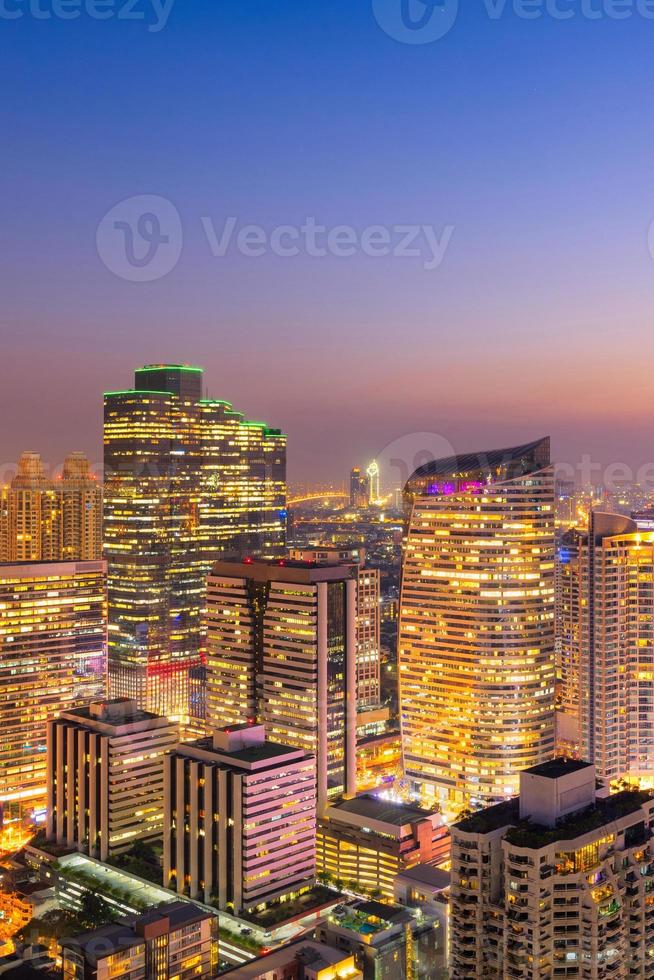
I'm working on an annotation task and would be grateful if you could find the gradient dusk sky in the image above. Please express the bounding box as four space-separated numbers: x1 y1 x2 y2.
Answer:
3 0 654 484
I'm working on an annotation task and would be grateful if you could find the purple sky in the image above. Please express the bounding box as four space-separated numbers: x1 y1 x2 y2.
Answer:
3 1 654 484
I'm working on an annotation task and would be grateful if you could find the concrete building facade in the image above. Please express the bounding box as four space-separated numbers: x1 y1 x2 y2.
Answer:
164 724 316 912
450 759 654 978
47 698 177 861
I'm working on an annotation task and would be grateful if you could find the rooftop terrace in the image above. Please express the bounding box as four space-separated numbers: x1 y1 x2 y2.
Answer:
455 790 654 848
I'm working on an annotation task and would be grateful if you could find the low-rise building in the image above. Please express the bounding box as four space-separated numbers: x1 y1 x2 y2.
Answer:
450 758 654 978
317 795 449 900
355 731 401 794
61 902 217 980
47 699 177 862
219 939 362 979
164 724 316 912
315 899 441 979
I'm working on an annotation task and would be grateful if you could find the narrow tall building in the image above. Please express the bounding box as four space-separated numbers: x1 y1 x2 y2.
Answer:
399 437 556 813
0 452 101 562
0 560 107 826
206 559 358 813
47 698 177 861
559 512 654 782
164 724 316 911
103 364 286 724
555 526 582 756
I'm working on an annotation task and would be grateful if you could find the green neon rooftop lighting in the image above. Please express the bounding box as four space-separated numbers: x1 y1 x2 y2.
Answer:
138 364 204 373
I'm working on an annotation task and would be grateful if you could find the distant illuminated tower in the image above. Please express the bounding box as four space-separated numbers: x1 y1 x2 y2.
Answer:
0 452 101 563
366 461 380 505
349 467 370 509
399 437 556 811
60 453 103 560
5 452 60 560
104 364 286 724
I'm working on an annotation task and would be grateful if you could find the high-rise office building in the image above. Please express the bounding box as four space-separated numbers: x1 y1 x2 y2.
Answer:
0 560 107 826
164 724 316 911
104 364 286 724
0 452 102 562
558 512 654 781
289 546 381 709
450 759 654 979
47 698 177 861
399 437 556 813
206 558 358 814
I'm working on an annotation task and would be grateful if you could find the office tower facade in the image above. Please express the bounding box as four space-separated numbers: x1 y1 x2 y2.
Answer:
399 437 556 813
62 903 218 980
47 698 177 861
450 760 654 979
206 559 358 814
349 467 370 509
0 452 102 562
559 512 654 782
289 546 381 709
0 560 107 826
164 724 316 911
104 364 286 724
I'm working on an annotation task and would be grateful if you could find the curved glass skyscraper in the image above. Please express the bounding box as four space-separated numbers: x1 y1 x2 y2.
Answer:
399 437 556 813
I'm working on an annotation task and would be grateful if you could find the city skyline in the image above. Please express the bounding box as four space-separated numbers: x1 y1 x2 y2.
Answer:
5 1 654 974
4 359 654 489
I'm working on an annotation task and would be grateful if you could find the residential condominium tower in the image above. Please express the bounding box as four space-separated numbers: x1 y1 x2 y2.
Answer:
206 558 358 814
0 452 102 562
450 760 654 979
0 560 107 826
399 437 556 813
558 512 654 782
103 364 286 724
